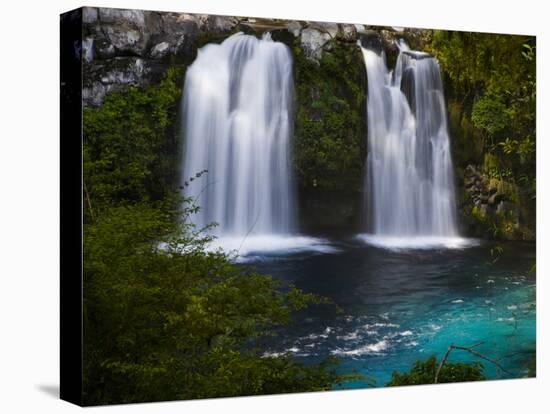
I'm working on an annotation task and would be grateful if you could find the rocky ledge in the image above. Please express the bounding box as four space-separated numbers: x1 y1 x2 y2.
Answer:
464 165 513 216
461 164 533 240
82 7 240 106
81 7 429 106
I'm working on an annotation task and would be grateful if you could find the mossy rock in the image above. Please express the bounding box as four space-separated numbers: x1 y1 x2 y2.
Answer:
292 38 367 192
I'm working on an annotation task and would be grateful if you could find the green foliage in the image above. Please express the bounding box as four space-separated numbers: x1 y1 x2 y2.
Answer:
83 67 183 216
82 68 350 404
468 201 520 240
83 198 346 404
386 355 485 386
292 40 366 191
431 31 536 237
489 245 504 264
471 95 509 136
430 31 536 194
429 32 534 99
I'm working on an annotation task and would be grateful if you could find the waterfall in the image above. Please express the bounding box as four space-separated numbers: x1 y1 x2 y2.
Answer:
360 41 461 247
181 33 295 237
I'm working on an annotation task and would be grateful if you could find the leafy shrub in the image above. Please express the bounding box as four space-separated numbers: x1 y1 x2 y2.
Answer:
386 355 485 386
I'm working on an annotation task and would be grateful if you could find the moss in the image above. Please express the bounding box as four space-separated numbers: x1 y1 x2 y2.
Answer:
465 193 524 240
83 66 185 216
292 38 367 192
432 31 535 241
483 153 499 174
447 99 484 168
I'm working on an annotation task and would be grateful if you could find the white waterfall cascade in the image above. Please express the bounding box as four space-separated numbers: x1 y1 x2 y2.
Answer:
181 33 333 258
359 41 470 249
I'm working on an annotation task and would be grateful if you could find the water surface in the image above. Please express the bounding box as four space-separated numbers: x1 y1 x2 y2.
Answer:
238 237 536 387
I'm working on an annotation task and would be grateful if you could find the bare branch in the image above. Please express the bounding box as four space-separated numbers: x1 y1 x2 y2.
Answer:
435 344 454 384
434 342 513 384
237 209 261 256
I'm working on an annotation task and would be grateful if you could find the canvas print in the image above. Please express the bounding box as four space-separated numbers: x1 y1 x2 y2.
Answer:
60 6 536 406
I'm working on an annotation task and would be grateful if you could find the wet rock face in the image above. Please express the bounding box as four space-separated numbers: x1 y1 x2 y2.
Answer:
337 24 358 42
286 21 302 37
83 56 155 107
300 27 332 60
460 164 533 240
299 23 359 61
359 31 384 55
80 7 426 106
99 9 150 55
81 7 239 106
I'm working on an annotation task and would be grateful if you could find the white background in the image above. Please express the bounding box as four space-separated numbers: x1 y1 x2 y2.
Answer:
0 0 547 412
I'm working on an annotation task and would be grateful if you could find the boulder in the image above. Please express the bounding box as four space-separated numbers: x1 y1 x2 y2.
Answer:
95 37 116 59
206 15 239 33
165 13 237 34
465 176 476 187
286 21 303 37
83 57 163 106
102 26 147 56
337 24 358 42
98 9 150 56
160 13 201 35
300 28 332 60
98 8 146 26
309 22 339 38
98 57 147 85
354 24 367 34
81 9 239 105
150 41 170 59
465 164 477 177
359 31 383 54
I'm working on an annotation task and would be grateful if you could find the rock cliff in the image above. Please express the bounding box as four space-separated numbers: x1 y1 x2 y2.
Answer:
81 7 427 106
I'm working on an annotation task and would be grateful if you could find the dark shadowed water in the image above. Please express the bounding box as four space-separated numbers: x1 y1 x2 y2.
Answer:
237 237 536 387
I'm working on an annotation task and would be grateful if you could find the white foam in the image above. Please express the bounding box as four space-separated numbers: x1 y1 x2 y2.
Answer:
429 323 442 331
452 299 464 304
303 327 332 341
364 322 400 329
331 340 389 356
355 234 479 251
263 347 309 358
337 331 360 341
205 234 339 261
261 351 284 358
497 317 516 322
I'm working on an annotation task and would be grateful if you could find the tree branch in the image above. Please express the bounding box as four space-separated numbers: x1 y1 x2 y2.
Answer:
435 344 454 384
434 342 513 384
